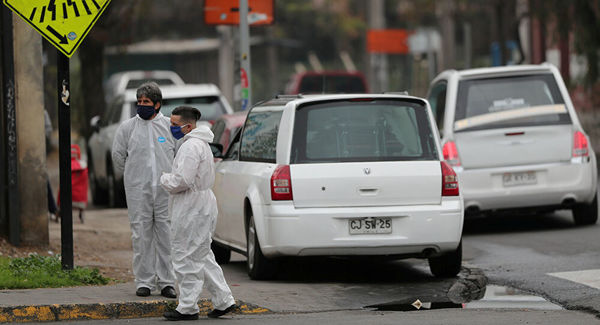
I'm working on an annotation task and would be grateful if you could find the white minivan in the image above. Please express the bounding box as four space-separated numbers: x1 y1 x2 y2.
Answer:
210 94 464 279
428 64 597 225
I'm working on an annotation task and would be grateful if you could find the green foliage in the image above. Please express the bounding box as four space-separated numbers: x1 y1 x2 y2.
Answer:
0 254 109 289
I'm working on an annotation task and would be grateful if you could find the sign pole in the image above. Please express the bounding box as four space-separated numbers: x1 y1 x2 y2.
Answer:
57 51 73 270
239 0 251 110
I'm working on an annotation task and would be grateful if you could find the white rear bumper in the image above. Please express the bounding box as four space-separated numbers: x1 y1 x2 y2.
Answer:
257 198 463 258
458 159 597 211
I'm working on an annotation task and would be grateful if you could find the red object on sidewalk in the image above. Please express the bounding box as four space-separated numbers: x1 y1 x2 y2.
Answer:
58 145 88 222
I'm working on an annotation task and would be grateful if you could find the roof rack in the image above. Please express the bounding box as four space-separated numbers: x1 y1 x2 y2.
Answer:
383 91 409 95
275 94 303 99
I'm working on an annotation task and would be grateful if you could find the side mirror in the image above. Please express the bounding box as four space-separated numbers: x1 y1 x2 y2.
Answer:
210 143 224 159
90 115 101 133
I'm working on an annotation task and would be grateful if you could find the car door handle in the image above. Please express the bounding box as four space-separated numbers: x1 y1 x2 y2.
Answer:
359 188 379 196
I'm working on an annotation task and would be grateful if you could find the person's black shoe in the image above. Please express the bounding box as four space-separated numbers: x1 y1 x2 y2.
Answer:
207 304 236 318
161 286 177 298
135 287 151 297
163 310 199 321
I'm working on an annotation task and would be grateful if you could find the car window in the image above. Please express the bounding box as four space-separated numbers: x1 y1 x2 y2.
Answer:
291 99 438 164
224 128 242 160
110 100 125 124
428 81 447 132
160 96 226 121
240 110 283 163
211 120 227 144
126 78 176 89
454 74 571 131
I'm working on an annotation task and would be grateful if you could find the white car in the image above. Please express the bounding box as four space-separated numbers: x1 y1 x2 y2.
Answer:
210 94 464 280
427 63 597 225
104 70 185 104
88 84 233 207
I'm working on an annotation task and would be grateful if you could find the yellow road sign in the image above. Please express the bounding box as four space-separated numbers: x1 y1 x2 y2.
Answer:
3 0 111 58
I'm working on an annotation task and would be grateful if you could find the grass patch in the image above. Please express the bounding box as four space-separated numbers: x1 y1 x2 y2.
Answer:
0 254 110 289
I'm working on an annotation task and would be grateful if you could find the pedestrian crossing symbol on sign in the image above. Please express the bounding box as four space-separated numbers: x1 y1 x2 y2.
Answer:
3 0 111 58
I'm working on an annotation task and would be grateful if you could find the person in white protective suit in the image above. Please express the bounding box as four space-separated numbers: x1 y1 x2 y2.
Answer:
111 82 177 299
160 106 236 321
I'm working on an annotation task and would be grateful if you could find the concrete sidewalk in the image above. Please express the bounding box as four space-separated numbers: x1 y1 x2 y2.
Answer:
0 264 487 322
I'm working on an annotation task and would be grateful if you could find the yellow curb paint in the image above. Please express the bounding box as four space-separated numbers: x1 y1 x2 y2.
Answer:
0 299 270 322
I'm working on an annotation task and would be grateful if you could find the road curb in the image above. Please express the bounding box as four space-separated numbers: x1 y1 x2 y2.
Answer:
0 299 269 322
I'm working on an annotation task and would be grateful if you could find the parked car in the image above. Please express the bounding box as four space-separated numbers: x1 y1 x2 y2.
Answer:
88 84 233 207
285 71 368 94
104 70 185 104
210 94 464 280
211 111 249 154
427 63 598 225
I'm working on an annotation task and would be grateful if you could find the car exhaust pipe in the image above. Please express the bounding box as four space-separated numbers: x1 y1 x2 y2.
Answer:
562 198 576 208
421 248 437 258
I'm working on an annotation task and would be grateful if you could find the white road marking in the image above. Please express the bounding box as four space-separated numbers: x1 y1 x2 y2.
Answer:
548 269 600 290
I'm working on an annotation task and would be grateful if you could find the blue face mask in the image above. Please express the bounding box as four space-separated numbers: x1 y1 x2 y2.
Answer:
170 125 187 140
137 104 156 120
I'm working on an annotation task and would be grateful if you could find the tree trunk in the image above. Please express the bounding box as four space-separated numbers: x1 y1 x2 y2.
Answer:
78 38 105 140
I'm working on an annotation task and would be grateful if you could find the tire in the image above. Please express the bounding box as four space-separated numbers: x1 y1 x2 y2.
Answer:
246 215 277 280
107 167 126 208
211 241 231 265
428 241 462 278
572 194 598 226
88 155 108 205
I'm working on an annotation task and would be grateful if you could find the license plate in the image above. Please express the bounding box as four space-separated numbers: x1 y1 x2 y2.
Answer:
502 171 537 187
349 217 392 235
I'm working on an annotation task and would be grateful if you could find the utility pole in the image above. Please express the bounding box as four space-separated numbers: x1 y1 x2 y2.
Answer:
368 0 388 93
437 0 456 70
218 26 234 107
239 0 251 110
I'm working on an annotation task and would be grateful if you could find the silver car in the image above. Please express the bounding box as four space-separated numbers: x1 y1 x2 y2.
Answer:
87 84 233 207
428 63 597 225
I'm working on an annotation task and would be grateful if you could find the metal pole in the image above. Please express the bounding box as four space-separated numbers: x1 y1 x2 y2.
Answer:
239 0 251 110
57 51 73 270
1 7 19 246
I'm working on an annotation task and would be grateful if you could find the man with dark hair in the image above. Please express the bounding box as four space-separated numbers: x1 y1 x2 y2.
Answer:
112 82 177 299
161 106 236 321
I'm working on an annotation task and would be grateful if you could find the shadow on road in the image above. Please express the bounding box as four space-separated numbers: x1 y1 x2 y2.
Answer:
226 257 440 284
463 210 578 235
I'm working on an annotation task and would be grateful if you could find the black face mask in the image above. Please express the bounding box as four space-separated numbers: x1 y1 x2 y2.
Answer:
137 105 156 120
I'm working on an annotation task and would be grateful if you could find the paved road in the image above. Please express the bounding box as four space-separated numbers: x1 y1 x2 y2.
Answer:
463 209 600 317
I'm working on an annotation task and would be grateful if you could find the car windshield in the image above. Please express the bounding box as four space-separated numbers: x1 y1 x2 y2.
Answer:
125 78 177 89
291 99 438 163
299 75 366 94
454 74 571 131
130 96 226 121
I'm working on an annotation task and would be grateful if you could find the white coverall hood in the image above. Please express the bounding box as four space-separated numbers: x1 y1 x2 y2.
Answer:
160 124 234 315
184 125 214 143
112 113 176 291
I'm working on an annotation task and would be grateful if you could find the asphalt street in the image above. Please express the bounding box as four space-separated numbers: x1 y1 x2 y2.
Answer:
463 209 600 317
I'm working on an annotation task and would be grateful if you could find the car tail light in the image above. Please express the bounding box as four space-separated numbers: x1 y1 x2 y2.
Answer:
441 161 459 196
271 165 293 201
443 141 461 167
573 131 589 157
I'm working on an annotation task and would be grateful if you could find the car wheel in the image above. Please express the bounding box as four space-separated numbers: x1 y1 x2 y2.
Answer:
211 241 231 265
572 194 598 226
247 215 276 280
107 168 116 208
428 241 462 278
88 155 107 205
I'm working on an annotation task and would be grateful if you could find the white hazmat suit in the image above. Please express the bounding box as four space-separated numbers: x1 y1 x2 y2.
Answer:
112 112 176 291
160 126 235 315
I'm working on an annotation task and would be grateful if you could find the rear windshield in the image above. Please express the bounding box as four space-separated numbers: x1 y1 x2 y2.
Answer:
298 75 366 94
454 74 571 131
291 99 439 163
131 96 226 121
